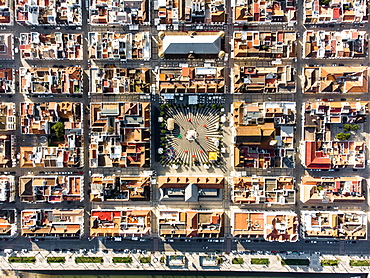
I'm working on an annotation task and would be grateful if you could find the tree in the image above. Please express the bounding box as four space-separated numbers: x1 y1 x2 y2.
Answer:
107 126 115 134
51 122 64 138
343 124 351 132
317 185 323 192
336 132 351 141
352 124 359 131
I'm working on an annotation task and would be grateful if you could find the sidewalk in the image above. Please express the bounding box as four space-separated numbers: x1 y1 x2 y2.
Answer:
0 249 369 274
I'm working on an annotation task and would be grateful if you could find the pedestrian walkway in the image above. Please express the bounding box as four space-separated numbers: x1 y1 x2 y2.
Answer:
0 249 369 274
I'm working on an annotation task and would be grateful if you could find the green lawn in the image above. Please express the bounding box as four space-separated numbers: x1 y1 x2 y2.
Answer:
321 260 339 266
75 257 103 264
281 259 310 266
350 260 370 267
47 257 66 263
8 257 36 263
112 257 132 264
139 257 151 264
232 258 244 264
251 258 269 265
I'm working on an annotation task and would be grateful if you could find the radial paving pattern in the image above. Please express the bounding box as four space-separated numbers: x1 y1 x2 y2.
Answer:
161 105 222 167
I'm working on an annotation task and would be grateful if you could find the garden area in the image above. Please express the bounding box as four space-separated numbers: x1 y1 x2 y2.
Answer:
349 260 370 267
281 259 310 266
8 257 36 263
47 257 66 263
112 257 132 264
157 103 225 168
251 258 269 265
139 257 151 264
75 257 103 264
321 259 339 266
232 258 244 264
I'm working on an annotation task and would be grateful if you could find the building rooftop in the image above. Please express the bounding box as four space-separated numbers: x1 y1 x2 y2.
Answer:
158 0 225 24
234 65 296 94
0 34 13 60
89 0 147 25
233 176 295 205
19 32 82 60
301 176 364 203
233 211 299 242
0 135 15 168
0 68 14 94
0 209 16 237
159 66 225 94
304 30 367 59
304 0 366 23
304 66 368 94
20 67 82 95
301 211 367 240
19 175 83 203
233 102 296 169
15 0 81 25
234 0 297 23
90 67 151 94
90 175 150 202
90 209 151 237
157 176 224 202
233 31 296 59
88 32 150 60
159 210 224 238
303 101 367 169
0 176 15 203
21 209 84 238
89 102 150 168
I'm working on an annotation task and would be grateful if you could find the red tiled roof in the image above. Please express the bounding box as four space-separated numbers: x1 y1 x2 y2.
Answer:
305 141 331 169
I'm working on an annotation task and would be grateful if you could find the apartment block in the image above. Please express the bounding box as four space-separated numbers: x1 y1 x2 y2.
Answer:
159 210 224 238
0 176 15 203
159 67 225 94
89 0 147 25
233 176 295 205
303 101 367 169
301 211 367 240
233 0 297 23
233 31 296 59
0 0 11 25
89 102 150 168
90 209 151 237
157 0 225 24
232 211 299 242
88 32 151 60
304 30 367 58
0 68 14 94
0 209 16 237
19 175 83 203
234 65 296 94
90 67 151 94
301 176 364 203
0 135 15 168
0 34 13 60
90 174 150 202
304 67 368 94
19 32 83 60
20 67 83 95
304 0 366 23
232 102 296 169
21 209 84 238
0 102 15 130
16 0 81 25
157 176 224 202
